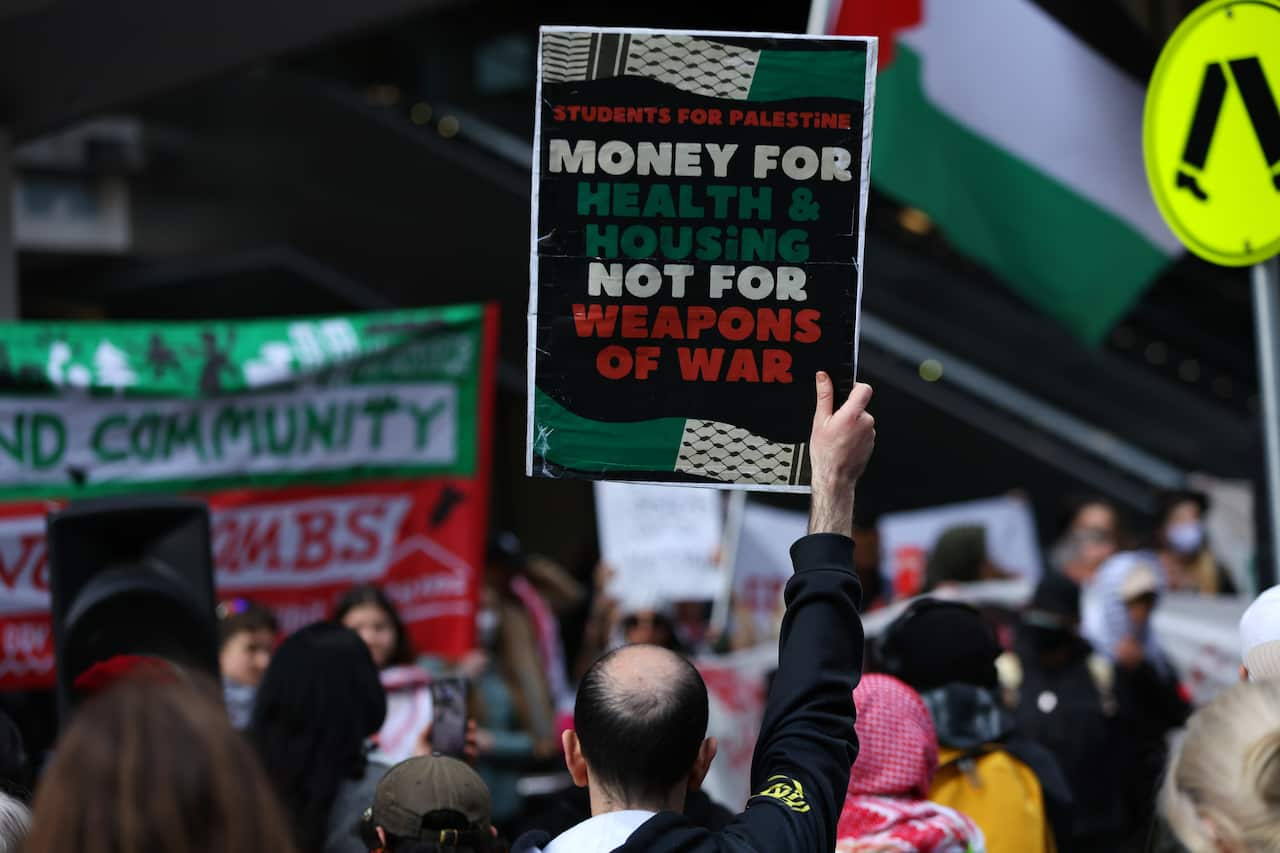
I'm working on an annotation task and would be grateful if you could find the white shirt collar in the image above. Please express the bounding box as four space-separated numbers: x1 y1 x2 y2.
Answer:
544 809 657 853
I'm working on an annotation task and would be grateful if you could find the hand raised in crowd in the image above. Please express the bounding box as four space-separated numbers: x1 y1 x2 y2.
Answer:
473 726 497 756
808 373 875 537
586 562 621 638
414 718 482 765
457 649 489 680
1114 634 1146 671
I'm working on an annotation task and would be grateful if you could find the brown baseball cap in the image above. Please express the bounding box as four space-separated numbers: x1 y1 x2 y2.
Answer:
370 755 492 842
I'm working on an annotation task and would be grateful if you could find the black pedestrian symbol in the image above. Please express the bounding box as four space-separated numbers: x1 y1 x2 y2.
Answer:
193 330 237 395
1178 56 1280 201
144 333 182 379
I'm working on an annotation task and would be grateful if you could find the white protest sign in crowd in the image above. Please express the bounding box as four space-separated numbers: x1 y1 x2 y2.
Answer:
877 495 1044 597
593 482 724 609
730 502 808 642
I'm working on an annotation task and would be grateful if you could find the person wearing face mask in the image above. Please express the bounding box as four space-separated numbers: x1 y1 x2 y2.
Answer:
455 575 562 830
1155 490 1235 596
1051 497 1123 586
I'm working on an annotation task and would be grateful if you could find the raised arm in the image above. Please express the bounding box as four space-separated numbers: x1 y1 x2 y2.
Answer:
724 373 874 853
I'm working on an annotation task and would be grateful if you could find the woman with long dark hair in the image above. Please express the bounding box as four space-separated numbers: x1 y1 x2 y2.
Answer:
251 622 388 853
335 584 435 764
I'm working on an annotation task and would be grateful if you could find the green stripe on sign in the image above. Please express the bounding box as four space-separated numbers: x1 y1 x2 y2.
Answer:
873 46 1170 344
747 48 866 102
533 389 684 473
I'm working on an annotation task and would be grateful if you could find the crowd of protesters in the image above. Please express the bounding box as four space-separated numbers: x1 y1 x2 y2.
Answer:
2 379 1279 853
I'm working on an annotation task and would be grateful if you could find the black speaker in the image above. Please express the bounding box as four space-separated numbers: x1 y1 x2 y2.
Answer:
47 496 218 718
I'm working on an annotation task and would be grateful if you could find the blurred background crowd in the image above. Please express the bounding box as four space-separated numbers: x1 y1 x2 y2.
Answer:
0 0 1276 851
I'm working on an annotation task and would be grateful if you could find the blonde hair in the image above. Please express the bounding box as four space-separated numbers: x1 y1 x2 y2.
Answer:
1162 681 1280 851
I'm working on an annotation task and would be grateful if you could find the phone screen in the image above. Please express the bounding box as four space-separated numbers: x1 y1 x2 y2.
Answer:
429 677 469 758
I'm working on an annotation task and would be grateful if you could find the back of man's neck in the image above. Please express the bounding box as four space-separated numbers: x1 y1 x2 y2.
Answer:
589 785 682 817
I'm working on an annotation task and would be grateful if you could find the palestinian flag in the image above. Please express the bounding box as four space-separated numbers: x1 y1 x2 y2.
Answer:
820 0 1182 343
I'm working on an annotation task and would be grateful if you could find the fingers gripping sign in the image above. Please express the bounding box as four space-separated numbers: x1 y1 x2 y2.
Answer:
808 372 875 537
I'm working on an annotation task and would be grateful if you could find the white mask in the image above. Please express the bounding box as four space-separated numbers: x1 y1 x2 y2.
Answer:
476 608 500 648
1166 520 1205 555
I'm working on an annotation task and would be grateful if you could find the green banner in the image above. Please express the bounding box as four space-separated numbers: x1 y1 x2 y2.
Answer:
0 305 488 500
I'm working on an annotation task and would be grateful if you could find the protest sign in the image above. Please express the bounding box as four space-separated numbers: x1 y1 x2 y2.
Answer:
878 496 1043 598
730 501 808 641
696 642 777 809
861 581 1247 708
1153 591 1249 706
594 481 723 607
0 304 497 689
528 28 877 490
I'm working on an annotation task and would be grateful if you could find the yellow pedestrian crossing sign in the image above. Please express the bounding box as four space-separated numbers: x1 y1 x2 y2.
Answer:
1144 0 1280 266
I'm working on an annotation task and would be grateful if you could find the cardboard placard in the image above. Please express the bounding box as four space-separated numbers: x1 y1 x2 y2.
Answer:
528 28 877 490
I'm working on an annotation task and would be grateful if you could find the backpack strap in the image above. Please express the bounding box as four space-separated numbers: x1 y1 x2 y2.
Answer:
1086 653 1118 716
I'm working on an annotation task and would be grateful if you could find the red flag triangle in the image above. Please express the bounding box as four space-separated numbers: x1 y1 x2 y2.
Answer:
832 0 922 69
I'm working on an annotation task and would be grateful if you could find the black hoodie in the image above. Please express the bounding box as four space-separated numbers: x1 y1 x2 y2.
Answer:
515 533 864 853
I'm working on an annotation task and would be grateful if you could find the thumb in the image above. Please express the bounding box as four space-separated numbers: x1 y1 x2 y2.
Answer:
813 371 833 427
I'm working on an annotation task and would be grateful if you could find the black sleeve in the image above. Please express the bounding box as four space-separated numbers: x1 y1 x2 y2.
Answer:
715 532 864 853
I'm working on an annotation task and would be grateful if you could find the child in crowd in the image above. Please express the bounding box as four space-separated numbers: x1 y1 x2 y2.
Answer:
217 598 278 730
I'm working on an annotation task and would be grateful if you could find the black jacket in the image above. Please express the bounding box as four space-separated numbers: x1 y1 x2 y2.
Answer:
515 533 864 853
1013 635 1129 847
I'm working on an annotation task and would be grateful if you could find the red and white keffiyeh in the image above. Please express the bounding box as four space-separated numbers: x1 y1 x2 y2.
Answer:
837 796 984 853
371 664 434 764
838 674 985 853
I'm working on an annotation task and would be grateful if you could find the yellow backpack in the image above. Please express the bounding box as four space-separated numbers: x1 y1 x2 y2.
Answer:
930 745 1057 853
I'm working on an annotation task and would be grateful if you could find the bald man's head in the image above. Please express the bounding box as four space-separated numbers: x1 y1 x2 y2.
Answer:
575 644 709 805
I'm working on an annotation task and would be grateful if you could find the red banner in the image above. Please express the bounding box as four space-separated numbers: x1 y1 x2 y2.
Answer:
0 304 497 691
0 478 490 690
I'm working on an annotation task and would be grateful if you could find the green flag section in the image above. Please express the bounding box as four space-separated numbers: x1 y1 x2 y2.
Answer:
532 389 684 474
832 0 1183 344
748 48 867 103
0 305 491 500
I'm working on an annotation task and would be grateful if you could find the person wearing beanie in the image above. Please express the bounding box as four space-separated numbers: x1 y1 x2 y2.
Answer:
879 600 1068 853
363 755 504 853
1239 584 1280 681
1004 571 1177 850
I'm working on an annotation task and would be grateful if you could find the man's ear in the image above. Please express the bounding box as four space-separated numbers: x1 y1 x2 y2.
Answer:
687 737 718 791
563 728 590 788
1242 664 1251 682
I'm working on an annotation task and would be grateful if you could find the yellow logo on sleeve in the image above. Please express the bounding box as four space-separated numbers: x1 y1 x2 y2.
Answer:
752 775 811 813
